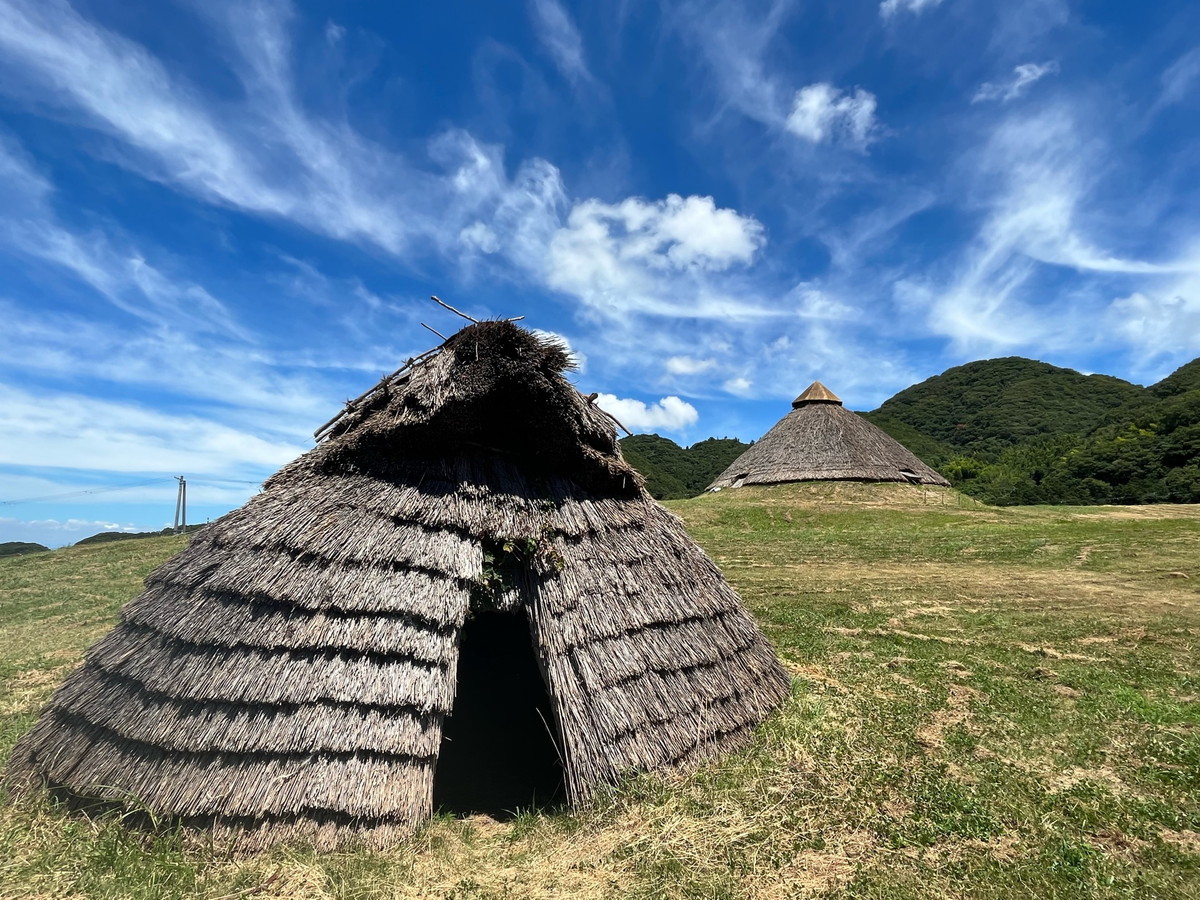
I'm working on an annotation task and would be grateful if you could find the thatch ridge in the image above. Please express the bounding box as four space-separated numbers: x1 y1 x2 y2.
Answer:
710 387 950 489
8 319 790 848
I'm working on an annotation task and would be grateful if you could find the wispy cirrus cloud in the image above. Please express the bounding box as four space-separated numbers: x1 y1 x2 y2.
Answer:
1157 47 1200 109
879 0 944 20
0 0 517 258
0 135 244 336
670 0 796 132
665 356 718 375
0 0 821 445
973 61 1059 103
528 0 594 87
0 384 306 475
906 104 1200 359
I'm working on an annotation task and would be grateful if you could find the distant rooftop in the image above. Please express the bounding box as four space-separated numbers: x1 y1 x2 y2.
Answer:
792 381 842 407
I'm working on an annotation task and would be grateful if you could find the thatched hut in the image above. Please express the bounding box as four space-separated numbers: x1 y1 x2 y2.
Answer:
709 381 950 490
7 320 791 849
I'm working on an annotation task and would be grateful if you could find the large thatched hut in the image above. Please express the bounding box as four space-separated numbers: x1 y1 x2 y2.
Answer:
7 320 791 849
709 381 950 490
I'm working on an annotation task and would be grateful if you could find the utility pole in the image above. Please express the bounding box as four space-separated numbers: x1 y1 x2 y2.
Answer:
173 476 187 534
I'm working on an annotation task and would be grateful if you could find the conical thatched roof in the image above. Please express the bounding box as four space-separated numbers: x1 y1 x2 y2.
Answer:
792 381 840 405
709 381 950 489
7 320 790 849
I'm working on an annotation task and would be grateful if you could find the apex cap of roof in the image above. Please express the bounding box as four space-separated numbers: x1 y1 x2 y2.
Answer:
792 381 841 407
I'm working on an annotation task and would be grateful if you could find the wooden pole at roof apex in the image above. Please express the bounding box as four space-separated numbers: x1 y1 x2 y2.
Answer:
431 295 479 324
420 322 448 341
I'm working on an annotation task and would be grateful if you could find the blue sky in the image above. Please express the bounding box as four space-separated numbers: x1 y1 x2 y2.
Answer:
1 0 1198 547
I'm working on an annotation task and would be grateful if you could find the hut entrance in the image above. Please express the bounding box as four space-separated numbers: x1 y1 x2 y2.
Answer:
432 610 565 816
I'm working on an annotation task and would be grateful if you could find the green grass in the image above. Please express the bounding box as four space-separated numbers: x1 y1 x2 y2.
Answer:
2 486 1199 898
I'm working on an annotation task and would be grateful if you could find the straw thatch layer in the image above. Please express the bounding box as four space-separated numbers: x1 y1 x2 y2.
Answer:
8 320 791 848
709 394 950 489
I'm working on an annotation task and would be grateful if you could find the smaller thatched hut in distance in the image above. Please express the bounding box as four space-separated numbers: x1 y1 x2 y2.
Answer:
708 381 950 490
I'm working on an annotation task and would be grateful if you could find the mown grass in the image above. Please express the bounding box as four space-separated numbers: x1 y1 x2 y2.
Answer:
1 485 1198 899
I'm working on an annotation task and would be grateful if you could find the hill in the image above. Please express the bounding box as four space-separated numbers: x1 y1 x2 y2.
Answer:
865 355 1200 506
618 434 750 500
75 524 206 546
866 357 1146 458
1151 357 1200 398
0 541 50 558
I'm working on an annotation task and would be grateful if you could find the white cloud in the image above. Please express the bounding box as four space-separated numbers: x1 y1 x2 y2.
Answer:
665 356 717 375
460 222 501 254
973 62 1059 104
594 394 698 433
880 0 944 19
489 157 569 273
545 193 770 319
788 285 856 319
786 83 878 149
528 0 593 86
572 194 761 270
1108 273 1200 359
676 0 796 131
0 384 306 475
0 0 283 217
14 517 136 533
0 303 333 431
973 110 1196 276
723 376 753 396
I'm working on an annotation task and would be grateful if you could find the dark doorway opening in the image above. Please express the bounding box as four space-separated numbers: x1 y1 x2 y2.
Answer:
432 611 566 817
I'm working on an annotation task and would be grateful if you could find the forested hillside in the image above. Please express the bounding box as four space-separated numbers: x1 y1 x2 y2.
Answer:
0 542 49 558
864 358 1146 458
621 356 1200 506
866 357 1200 505
618 435 750 499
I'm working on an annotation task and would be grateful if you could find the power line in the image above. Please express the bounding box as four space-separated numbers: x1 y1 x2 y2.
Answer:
0 477 176 506
0 476 264 506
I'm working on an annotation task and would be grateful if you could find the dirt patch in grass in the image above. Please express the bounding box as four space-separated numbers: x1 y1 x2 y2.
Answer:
380 815 634 900
1050 766 1135 796
1159 829 1200 855
1013 643 1105 662
824 625 973 647
1073 506 1200 520
916 683 984 750
760 830 877 898
782 660 849 693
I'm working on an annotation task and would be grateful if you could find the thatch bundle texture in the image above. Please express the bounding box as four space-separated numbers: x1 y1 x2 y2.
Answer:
7 320 791 849
709 381 950 489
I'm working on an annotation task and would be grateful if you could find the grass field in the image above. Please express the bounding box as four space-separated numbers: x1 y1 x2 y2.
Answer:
2 484 1198 899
